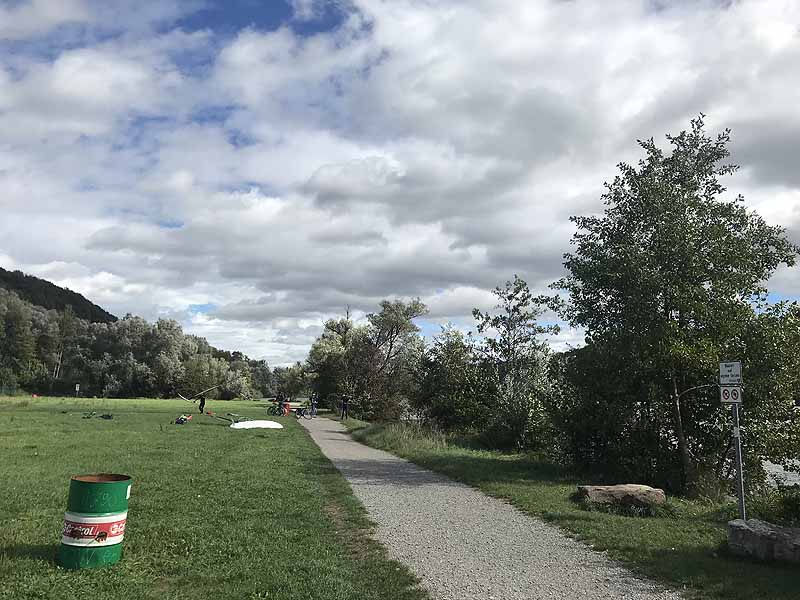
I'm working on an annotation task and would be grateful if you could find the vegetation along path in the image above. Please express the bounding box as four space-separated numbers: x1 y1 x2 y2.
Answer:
301 417 680 600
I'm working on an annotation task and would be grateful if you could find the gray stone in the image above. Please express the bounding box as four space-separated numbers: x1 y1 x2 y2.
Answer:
576 484 667 508
727 519 800 564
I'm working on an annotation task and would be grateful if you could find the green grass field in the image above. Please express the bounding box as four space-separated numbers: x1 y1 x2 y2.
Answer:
0 397 428 600
350 421 800 600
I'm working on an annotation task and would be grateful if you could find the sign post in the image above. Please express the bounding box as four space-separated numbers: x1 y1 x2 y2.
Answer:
75 383 80 398
720 361 746 520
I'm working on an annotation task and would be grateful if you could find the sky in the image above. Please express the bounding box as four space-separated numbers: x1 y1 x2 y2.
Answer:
0 0 799 365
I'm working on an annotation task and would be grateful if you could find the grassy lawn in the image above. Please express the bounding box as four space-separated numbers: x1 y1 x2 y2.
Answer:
350 421 800 600
0 397 428 600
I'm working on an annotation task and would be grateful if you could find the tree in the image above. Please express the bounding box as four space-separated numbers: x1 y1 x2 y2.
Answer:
414 326 488 429
307 316 357 403
307 299 427 419
274 363 310 399
473 276 558 450
556 116 798 492
367 299 428 375
248 360 273 398
1 294 40 386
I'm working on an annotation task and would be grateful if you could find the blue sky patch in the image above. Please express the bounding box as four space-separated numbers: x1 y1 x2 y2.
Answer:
188 302 217 314
176 0 346 38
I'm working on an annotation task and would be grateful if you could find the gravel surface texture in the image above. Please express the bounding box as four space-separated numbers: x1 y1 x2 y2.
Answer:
301 418 683 600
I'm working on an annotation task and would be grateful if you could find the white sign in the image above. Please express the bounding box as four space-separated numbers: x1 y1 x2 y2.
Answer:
719 362 742 386
721 386 742 404
75 383 80 392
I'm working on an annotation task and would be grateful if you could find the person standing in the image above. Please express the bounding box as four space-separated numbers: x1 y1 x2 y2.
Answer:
340 394 349 420
198 395 206 413
310 394 318 418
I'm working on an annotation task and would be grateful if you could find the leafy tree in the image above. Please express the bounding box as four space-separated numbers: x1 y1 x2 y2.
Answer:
273 363 310 399
307 300 427 419
248 359 273 397
2 294 40 386
555 116 798 492
473 275 558 450
414 326 488 429
307 316 356 403
368 299 428 375
182 354 230 399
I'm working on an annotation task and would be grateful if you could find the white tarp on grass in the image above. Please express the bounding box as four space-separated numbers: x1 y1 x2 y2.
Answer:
230 420 283 430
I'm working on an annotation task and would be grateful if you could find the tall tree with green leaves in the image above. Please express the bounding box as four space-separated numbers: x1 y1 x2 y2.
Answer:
556 116 798 491
473 275 558 450
307 300 427 419
414 325 488 430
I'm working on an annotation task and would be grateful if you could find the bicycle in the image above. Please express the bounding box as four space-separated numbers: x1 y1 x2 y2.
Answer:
267 403 283 416
294 405 313 420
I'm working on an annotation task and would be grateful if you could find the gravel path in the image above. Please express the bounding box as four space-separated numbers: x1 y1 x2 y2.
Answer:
301 418 682 600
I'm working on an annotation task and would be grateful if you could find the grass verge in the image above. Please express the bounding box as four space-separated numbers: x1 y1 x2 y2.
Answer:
324 415 370 434
350 421 800 600
0 397 428 600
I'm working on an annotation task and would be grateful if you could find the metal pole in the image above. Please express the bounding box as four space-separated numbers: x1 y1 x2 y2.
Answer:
732 402 747 520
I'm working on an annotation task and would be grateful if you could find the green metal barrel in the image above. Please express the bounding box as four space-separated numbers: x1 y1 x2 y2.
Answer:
57 473 132 570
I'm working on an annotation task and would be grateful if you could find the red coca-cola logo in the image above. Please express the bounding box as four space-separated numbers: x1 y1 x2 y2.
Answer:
63 517 126 540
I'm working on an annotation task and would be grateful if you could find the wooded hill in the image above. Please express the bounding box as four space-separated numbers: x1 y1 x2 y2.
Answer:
0 267 116 323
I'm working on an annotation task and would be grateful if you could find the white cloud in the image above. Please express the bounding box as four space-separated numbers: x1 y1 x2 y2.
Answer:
0 0 91 40
290 0 325 22
1 0 799 364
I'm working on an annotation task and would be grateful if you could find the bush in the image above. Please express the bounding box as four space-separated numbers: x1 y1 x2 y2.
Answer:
748 484 800 527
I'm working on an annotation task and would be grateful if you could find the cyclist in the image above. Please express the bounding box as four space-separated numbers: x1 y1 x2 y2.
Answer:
310 394 318 417
276 393 285 417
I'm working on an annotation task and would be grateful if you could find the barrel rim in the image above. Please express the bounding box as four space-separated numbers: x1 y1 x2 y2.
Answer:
71 473 131 483
65 510 128 522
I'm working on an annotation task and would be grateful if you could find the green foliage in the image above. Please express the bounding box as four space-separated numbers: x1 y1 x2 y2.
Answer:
0 289 267 400
473 276 557 451
414 326 490 430
554 116 799 493
273 362 311 398
307 300 427 419
747 483 800 528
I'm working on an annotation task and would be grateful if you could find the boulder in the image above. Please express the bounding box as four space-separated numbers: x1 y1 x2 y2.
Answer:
576 484 666 508
727 519 800 564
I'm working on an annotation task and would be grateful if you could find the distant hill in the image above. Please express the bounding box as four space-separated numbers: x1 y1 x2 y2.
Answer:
0 267 117 323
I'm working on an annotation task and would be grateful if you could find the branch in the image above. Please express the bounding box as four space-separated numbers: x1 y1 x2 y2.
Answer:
678 383 718 398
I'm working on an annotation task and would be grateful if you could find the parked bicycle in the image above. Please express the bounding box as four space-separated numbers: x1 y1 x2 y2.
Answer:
294 405 313 420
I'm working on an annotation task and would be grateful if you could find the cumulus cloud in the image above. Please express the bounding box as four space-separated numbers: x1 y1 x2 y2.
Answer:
1 0 799 364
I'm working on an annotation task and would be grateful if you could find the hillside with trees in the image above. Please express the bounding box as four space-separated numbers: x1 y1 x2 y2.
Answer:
0 288 274 399
0 267 117 323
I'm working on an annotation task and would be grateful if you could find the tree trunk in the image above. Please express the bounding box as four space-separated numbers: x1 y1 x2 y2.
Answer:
670 371 694 493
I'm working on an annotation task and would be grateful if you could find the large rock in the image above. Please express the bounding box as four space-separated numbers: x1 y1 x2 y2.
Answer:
576 484 666 508
728 519 800 564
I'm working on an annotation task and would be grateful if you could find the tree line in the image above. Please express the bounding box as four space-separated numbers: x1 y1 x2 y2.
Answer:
304 117 800 495
0 290 280 400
